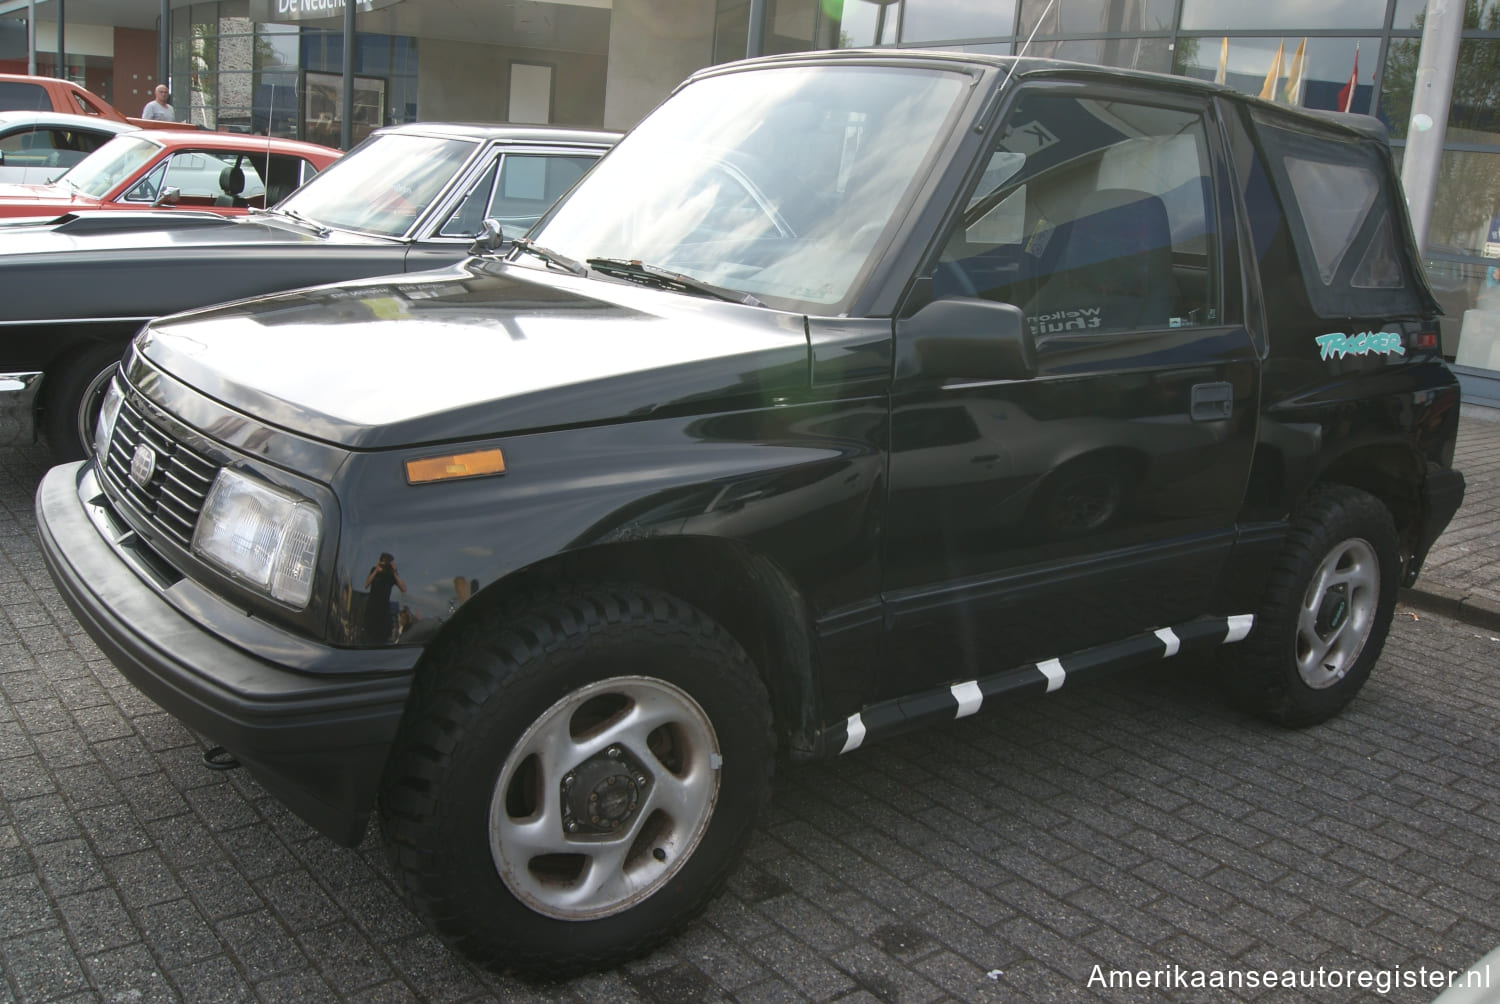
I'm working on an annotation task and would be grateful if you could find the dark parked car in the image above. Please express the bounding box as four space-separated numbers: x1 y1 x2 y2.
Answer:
0 122 617 460
37 52 1463 978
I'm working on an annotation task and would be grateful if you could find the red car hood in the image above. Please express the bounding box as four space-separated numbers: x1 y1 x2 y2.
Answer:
0 183 95 216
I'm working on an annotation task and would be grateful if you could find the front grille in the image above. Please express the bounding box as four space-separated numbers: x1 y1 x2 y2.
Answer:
100 397 219 550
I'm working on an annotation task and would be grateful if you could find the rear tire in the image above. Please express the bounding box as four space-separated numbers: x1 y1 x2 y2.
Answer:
1224 486 1399 727
379 583 773 978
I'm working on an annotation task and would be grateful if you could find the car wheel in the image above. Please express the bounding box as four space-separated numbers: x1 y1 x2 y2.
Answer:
1224 486 1399 727
41 342 124 464
379 583 773 978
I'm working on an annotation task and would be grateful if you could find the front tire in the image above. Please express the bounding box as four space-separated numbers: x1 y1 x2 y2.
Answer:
1225 486 1400 727
42 342 124 464
379 584 773 978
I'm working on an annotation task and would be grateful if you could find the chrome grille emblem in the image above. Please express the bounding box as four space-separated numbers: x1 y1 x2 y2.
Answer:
129 444 158 488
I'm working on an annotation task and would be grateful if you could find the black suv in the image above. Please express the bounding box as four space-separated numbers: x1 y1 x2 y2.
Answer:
37 52 1464 977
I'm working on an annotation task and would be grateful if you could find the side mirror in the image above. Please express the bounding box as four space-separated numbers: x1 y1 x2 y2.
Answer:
896 296 1036 382
153 186 180 207
469 218 505 255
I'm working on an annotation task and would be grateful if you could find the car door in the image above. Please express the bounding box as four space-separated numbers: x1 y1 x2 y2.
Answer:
404 145 604 271
876 80 1260 700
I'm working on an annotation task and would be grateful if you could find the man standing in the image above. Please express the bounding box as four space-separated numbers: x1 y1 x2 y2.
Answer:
141 84 174 121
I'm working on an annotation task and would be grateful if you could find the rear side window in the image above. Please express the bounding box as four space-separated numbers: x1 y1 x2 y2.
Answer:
0 82 49 111
1250 109 1422 317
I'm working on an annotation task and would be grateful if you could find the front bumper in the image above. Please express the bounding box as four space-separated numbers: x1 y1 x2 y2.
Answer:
35 462 417 845
1405 464 1467 586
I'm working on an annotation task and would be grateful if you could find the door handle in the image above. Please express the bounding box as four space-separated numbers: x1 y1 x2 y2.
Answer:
1190 382 1233 422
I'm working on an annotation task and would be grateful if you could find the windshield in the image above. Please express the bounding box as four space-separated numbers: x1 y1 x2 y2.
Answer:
274 132 479 237
58 134 161 198
530 64 968 314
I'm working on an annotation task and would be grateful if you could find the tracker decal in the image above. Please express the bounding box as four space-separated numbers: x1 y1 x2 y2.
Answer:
1155 627 1181 658
1315 331 1405 360
951 680 983 718
1037 658 1066 693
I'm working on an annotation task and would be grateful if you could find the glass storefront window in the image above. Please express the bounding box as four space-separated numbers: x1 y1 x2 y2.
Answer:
901 0 1017 43
1395 0 1500 29
1382 38 1500 140
1029 37 1172 72
1422 150 1500 259
1181 0 1387 31
1176 36 1377 113
1017 0 1173 39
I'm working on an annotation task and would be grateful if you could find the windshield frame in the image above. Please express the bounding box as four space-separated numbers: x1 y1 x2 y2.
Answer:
527 60 980 317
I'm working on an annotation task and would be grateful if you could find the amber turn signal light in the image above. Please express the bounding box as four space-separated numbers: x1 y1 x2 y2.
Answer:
405 449 507 484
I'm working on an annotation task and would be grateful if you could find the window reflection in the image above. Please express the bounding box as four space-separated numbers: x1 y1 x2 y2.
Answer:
1382 38 1500 141
901 0 1017 42
1028 37 1172 72
1017 0 1174 38
1180 0 1385 31
1176 36 1376 113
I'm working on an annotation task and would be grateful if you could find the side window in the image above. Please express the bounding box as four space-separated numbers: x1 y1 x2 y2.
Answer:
70 92 106 117
263 155 313 206
936 91 1218 339
439 152 599 238
488 153 598 233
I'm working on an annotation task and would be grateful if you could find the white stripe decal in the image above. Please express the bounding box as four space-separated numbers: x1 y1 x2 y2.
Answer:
1225 614 1254 643
951 681 983 718
840 713 866 754
1154 627 1180 658
1037 658 1065 693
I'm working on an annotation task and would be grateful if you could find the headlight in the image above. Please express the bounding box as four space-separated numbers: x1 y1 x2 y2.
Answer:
192 468 321 608
93 378 125 459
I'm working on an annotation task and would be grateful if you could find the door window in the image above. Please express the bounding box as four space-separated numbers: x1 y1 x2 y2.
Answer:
936 91 1219 338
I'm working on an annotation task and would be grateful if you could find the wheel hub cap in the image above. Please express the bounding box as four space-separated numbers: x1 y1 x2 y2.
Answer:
562 747 649 835
1315 586 1349 636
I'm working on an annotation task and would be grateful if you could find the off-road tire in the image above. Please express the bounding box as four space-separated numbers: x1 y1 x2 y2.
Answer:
1225 486 1400 727
378 583 773 978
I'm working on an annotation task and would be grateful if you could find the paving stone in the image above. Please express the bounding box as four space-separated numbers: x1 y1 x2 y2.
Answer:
6 416 1500 1001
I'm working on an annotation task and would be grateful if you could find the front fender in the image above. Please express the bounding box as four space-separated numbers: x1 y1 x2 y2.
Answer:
329 401 888 647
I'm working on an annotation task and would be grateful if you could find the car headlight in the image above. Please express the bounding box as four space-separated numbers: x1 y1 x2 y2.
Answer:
192 468 321 608
93 378 125 459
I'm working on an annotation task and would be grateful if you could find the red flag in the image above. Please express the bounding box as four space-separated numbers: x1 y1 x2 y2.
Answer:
1337 44 1360 113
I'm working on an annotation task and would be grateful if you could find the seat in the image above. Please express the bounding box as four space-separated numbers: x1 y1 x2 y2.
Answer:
215 165 247 207
1025 188 1177 335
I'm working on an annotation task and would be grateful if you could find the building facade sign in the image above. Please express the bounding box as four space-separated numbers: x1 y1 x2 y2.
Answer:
249 0 404 22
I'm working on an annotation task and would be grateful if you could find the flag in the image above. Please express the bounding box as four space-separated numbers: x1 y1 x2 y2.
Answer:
1215 37 1229 85
1283 38 1307 104
1259 40 1284 101
1337 44 1360 113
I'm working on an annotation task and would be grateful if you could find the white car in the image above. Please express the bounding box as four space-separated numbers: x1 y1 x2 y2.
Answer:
0 109 136 185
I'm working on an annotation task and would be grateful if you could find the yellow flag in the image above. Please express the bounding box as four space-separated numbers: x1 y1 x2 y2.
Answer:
1215 37 1229 85
1259 40 1285 101
1283 38 1307 104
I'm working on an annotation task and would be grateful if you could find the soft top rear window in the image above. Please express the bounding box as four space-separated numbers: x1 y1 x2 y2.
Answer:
0 81 48 112
1250 108 1424 319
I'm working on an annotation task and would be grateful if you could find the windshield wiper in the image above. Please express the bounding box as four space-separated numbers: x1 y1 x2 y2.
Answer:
265 206 330 237
585 258 764 308
510 237 586 276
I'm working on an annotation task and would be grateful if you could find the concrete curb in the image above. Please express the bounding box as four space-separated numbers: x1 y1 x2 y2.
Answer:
1399 583 1500 633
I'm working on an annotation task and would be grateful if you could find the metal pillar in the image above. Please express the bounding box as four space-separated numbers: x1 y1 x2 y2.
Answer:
1400 0 1464 253
26 0 35 75
159 0 170 96
341 0 355 150
746 0 768 58
54 0 62 78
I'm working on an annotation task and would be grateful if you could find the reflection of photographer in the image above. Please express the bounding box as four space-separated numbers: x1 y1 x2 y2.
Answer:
361 552 406 644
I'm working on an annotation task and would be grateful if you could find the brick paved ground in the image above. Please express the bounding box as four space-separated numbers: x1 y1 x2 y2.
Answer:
4 414 1500 1003
1413 405 1500 621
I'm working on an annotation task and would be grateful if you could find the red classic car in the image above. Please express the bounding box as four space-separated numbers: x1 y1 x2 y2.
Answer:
0 72 188 131
0 129 341 218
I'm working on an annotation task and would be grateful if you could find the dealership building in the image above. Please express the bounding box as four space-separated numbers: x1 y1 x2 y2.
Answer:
1 0 1497 393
